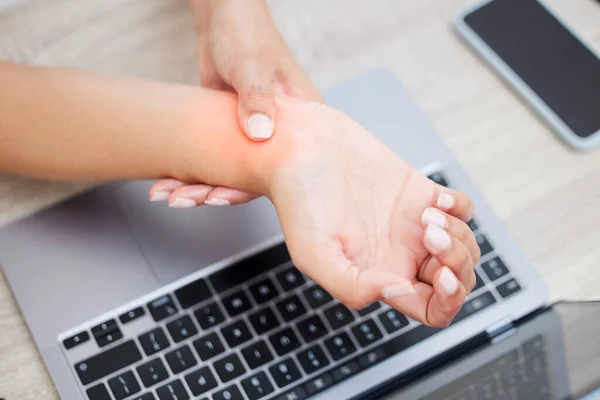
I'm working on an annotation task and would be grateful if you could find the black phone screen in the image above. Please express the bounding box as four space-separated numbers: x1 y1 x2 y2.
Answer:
464 0 600 138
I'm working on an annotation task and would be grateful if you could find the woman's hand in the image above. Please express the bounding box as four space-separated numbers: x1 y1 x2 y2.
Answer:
266 96 479 327
150 0 322 208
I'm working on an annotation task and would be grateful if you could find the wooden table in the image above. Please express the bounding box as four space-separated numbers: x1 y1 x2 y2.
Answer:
1 0 599 398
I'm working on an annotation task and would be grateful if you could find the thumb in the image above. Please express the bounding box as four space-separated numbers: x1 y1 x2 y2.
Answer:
231 65 277 141
291 241 416 311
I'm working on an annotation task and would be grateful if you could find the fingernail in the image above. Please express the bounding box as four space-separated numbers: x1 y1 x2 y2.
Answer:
425 224 451 252
247 113 274 139
421 208 446 228
439 266 459 295
150 191 170 202
382 283 416 299
437 193 455 209
168 198 196 209
205 198 230 206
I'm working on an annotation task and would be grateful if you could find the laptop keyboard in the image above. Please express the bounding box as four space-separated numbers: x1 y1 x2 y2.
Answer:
61 171 524 400
423 335 551 400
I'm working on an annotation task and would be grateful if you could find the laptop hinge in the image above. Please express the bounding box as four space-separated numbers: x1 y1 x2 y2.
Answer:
485 317 516 343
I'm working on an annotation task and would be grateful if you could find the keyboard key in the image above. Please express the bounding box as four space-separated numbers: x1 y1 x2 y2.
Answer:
193 332 225 361
269 327 301 356
467 219 479 231
96 329 123 348
269 358 302 388
221 319 252 348
91 319 123 348
174 278 212 309
297 344 330 374
482 257 509 281
147 295 178 322
242 340 274 369
86 383 111 400
249 307 280 334
324 303 355 329
428 172 449 187
496 278 521 298
241 371 275 400
275 387 307 400
475 233 494 257
119 307 146 324
302 285 333 309
136 358 169 388
108 371 141 400
324 332 357 361
351 319 383 347
378 309 409 334
165 345 197 374
304 372 334 396
358 347 387 368
156 380 189 400
209 243 291 293
131 394 156 400
91 319 118 338
276 295 307 322
213 385 244 400
74 340 142 385
194 302 225 330
166 315 198 343
185 366 218 396
357 302 381 317
473 270 485 291
249 278 279 304
139 328 170 356
276 267 305 291
213 353 246 383
454 291 497 323
296 315 327 343
222 290 252 317
331 360 360 382
63 331 90 350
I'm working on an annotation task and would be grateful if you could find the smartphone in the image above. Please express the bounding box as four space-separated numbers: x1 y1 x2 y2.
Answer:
455 0 600 150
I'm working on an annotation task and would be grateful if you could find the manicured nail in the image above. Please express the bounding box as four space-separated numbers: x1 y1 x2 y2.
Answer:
382 283 416 299
437 193 455 209
421 208 446 228
150 191 170 202
168 198 196 209
439 266 459 295
247 113 274 139
425 224 451 252
205 198 230 206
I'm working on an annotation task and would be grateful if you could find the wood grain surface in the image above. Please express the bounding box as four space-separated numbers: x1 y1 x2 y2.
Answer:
0 0 599 398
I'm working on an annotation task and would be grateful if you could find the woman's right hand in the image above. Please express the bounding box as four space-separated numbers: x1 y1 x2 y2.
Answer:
149 0 322 208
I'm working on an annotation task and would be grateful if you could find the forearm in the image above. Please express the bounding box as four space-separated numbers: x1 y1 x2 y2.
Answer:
0 62 281 194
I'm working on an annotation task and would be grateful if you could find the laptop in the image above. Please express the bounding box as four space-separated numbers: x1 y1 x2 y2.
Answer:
0 69 552 400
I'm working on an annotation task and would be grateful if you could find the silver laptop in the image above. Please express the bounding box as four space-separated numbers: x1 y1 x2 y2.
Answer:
0 70 549 400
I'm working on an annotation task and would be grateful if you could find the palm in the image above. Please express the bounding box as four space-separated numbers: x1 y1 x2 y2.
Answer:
270 99 440 311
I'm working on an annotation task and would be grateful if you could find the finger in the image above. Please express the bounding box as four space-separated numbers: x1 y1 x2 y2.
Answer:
167 185 259 208
421 224 476 291
434 187 474 222
289 239 416 311
421 207 480 265
230 62 277 141
167 185 214 209
205 187 261 206
387 267 467 328
149 179 187 202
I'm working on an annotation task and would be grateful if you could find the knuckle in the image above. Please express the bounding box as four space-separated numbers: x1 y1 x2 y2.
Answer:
245 85 272 102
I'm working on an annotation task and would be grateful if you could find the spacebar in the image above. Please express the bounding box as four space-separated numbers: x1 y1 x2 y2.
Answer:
74 340 142 385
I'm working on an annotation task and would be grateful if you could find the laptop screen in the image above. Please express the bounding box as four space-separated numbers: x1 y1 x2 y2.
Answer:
359 301 600 400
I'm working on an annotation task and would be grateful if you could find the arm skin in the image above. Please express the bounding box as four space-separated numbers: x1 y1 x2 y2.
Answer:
0 61 286 196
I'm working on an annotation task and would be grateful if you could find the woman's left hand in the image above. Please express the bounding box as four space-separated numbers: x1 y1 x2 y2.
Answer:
149 0 322 208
